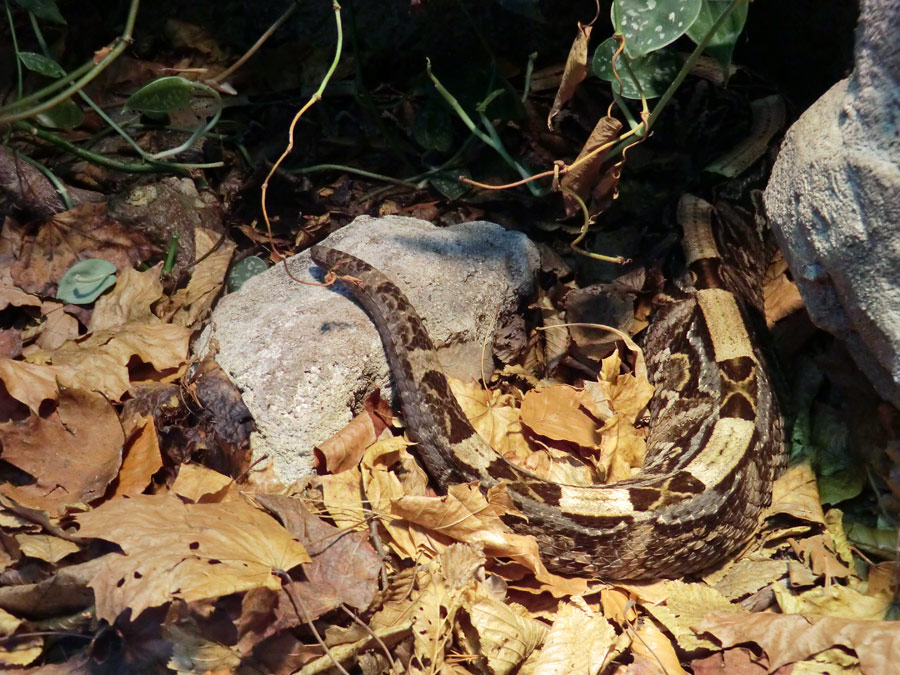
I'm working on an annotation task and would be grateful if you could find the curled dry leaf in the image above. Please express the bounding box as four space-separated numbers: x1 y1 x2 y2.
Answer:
73 493 310 622
449 377 530 460
548 22 592 128
170 463 232 503
560 115 623 217
315 390 390 474
641 581 742 652
468 596 545 675
0 388 124 516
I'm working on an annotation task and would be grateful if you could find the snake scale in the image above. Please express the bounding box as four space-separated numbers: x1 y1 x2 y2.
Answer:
311 194 786 579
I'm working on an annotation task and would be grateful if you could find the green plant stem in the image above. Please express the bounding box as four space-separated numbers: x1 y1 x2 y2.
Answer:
0 0 141 125
294 163 418 188
11 121 197 174
4 1 23 100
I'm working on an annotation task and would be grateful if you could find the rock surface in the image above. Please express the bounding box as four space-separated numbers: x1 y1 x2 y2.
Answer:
200 216 539 484
764 0 900 407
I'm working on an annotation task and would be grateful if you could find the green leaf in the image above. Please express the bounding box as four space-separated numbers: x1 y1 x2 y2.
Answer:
124 76 195 114
18 51 65 77
612 0 701 58
592 37 680 99
227 256 268 292
686 0 749 77
413 103 453 153
35 99 84 129
428 170 470 201
57 259 117 304
13 0 65 24
817 469 865 506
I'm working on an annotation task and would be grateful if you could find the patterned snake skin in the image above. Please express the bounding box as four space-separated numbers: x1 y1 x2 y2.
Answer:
311 195 786 579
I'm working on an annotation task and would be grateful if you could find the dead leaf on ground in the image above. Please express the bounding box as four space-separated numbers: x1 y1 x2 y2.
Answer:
315 389 392 474
113 414 164 498
10 202 153 295
0 357 59 416
14 533 80 564
0 388 123 516
171 463 233 503
164 227 235 327
697 611 900 673
530 601 618 673
73 493 310 622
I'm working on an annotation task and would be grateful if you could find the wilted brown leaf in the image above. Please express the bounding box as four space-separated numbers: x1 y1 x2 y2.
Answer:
11 203 153 295
773 581 891 620
764 252 804 326
315 391 389 474
449 377 529 459
320 465 368 531
73 493 310 621
631 618 686 675
560 116 623 216
697 611 900 673
35 301 80 350
89 264 164 331
0 388 123 516
548 22 592 128
468 596 545 674
642 581 742 651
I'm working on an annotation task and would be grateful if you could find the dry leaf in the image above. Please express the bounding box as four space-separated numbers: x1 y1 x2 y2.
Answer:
166 227 235 327
531 601 617 674
320 465 368 531
11 202 153 295
0 388 124 516
642 581 741 651
449 377 529 459
548 22 592 128
697 611 900 673
14 533 80 564
560 116 623 216
468 596 545 675
90 264 164 331
73 493 310 621
772 582 891 620
520 385 602 449
631 618 686 675
170 463 232 503
0 358 58 415
27 321 190 401
113 415 164 498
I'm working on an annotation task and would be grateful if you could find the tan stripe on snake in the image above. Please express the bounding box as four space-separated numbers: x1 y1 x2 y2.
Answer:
311 194 786 580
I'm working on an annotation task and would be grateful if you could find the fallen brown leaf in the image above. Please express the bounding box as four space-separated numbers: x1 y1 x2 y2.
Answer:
73 493 310 621
0 388 123 516
548 22 592 128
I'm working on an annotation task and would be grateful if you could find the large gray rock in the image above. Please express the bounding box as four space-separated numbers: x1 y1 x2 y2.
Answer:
764 0 900 407
200 216 539 484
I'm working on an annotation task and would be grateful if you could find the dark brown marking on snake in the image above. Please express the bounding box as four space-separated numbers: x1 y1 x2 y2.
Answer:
667 471 707 494
486 458 522 482
690 257 724 291
516 481 562 505
719 392 756 421
719 356 754 381
629 487 663 511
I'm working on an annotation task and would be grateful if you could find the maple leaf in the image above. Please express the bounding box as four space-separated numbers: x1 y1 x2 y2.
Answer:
73 493 310 622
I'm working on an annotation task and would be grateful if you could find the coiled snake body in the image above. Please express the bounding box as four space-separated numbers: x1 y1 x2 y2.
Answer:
311 195 786 579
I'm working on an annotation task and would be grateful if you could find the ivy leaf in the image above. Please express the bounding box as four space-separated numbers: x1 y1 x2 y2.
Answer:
592 37 680 99
18 51 65 77
57 259 117 304
611 0 701 58
686 0 749 78
13 0 65 25
125 76 195 114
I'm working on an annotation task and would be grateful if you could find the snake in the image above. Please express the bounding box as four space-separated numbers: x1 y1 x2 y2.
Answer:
310 194 786 580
